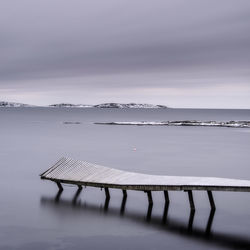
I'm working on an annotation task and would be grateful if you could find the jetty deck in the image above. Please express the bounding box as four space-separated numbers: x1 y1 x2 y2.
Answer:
41 157 250 209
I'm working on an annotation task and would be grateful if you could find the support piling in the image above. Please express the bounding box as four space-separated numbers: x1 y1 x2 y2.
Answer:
187 190 195 210
164 190 169 203
207 191 216 210
105 187 110 200
56 182 63 191
120 190 127 215
146 191 153 205
122 189 127 198
72 185 82 204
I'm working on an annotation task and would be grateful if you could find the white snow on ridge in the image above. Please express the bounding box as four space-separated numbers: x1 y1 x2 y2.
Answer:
95 120 250 128
0 101 35 107
49 103 93 108
93 103 167 108
1 101 167 108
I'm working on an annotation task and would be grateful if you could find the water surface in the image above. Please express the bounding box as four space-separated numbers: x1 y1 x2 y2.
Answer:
1 108 250 249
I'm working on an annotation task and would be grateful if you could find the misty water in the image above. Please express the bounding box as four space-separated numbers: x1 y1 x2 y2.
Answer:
1 107 250 250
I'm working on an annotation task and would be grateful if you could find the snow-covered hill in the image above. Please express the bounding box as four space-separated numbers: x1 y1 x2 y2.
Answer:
1 101 168 108
93 103 167 108
0 101 34 107
95 120 250 128
49 103 93 108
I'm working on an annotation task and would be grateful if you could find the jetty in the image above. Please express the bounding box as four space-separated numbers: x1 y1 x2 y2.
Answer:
40 157 250 210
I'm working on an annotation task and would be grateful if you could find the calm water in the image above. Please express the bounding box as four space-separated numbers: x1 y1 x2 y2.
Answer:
1 107 250 250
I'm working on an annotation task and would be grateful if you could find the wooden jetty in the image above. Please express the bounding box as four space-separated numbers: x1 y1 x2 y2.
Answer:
40 157 250 210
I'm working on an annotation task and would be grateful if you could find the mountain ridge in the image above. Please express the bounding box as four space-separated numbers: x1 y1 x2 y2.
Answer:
1 101 168 108
0 101 35 107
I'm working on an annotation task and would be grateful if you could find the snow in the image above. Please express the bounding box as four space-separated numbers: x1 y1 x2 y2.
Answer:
49 103 93 108
42 157 250 190
1 101 167 108
0 101 35 107
95 120 250 128
93 103 167 108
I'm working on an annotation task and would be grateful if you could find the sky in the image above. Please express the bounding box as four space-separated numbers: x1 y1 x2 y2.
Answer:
0 0 250 108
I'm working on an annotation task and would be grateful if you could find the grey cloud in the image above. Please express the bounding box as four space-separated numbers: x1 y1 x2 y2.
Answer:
1 30 249 82
0 0 250 81
0 0 250 108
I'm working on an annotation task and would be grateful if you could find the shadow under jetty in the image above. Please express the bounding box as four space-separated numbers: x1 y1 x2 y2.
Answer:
40 192 250 250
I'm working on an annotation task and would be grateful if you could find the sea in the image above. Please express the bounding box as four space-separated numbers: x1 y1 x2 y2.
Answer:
1 107 250 250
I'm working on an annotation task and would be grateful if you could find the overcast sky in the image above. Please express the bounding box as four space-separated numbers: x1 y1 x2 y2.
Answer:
0 0 250 108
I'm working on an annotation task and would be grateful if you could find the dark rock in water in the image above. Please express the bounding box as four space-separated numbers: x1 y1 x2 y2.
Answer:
63 121 81 124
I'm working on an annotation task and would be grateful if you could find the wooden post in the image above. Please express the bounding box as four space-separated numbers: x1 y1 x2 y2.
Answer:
122 189 127 198
104 187 110 200
164 190 169 203
146 191 153 205
207 191 216 210
187 190 195 210
72 185 83 204
120 190 127 215
56 182 63 191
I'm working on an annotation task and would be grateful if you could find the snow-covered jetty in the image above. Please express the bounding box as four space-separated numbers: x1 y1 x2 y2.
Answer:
41 157 250 210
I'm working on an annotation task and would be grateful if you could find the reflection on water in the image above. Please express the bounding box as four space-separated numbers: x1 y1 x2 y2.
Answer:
188 209 195 232
40 191 250 249
120 191 127 215
72 186 83 205
54 189 63 202
206 209 215 235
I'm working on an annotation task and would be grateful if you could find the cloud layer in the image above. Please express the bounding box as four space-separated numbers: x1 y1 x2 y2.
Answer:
1 0 250 107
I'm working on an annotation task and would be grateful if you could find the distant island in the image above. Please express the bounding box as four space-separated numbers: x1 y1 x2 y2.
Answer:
0 101 35 107
93 103 167 108
0 101 168 109
49 103 93 108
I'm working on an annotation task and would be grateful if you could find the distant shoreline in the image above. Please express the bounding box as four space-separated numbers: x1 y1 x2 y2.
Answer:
0 101 168 109
95 120 250 128
1 101 250 110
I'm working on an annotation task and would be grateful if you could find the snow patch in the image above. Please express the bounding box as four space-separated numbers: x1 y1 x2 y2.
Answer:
0 101 35 107
49 103 92 108
93 103 167 108
1 101 167 108
95 120 250 128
